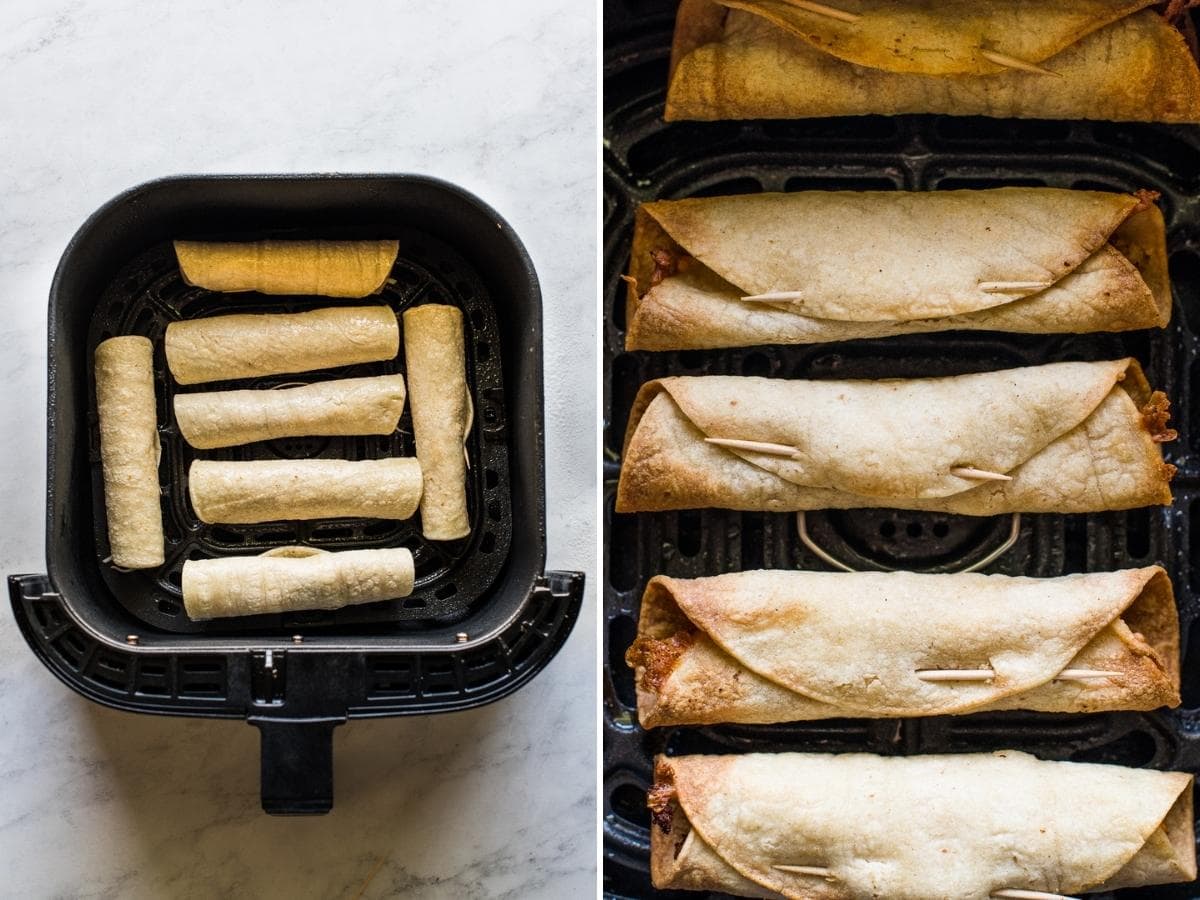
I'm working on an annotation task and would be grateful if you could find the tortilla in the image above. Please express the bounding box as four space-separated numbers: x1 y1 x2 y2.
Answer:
174 239 398 297
94 336 165 568
164 306 399 385
182 546 414 619
403 304 471 540
666 0 1200 122
626 189 1170 350
174 374 406 449
650 751 1196 897
188 458 422 524
629 567 1179 727
616 358 1176 514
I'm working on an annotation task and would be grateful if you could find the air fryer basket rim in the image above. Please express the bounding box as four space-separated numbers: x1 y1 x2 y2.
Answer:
45 172 548 652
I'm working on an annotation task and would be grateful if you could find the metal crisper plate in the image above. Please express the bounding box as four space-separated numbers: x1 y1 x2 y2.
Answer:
88 228 511 635
603 3 1200 898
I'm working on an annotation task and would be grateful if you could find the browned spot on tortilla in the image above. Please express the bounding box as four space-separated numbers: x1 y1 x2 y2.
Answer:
648 759 677 834
1142 391 1178 443
626 629 696 692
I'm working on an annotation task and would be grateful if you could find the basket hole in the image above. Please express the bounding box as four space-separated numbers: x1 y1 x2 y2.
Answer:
879 521 896 539
435 583 457 600
741 352 771 377
484 468 499 489
905 522 923 539
676 510 702 557
210 527 244 544
608 615 638 709
476 342 491 361
1125 507 1151 559
1070 729 1158 768
608 510 640 593
609 782 649 829
932 522 950 539
403 597 426 609
480 532 496 554
741 512 764 569
156 598 180 616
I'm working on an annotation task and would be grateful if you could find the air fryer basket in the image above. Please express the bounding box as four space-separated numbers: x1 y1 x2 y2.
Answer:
603 3 1200 897
10 174 583 814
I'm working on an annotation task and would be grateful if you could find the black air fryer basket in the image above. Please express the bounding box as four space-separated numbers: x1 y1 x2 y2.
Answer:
10 174 583 814
603 3 1200 897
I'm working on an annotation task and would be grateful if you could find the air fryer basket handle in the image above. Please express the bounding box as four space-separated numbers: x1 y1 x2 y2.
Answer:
250 717 343 815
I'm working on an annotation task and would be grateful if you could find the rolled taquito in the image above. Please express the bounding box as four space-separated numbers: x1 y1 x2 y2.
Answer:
175 374 406 449
650 751 1196 898
182 546 414 619
616 358 1176 514
188 458 422 524
666 0 1200 123
629 567 1179 727
165 306 399 385
174 239 398 297
94 336 165 569
626 188 1170 350
403 304 471 540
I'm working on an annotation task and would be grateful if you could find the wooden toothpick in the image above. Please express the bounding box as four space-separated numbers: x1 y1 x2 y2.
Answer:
950 466 1013 482
739 291 806 303
772 865 836 878
979 49 1060 77
916 668 1120 684
705 437 804 459
779 0 861 23
978 281 1054 293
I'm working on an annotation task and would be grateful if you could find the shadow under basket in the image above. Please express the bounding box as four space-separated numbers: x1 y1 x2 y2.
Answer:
10 174 583 815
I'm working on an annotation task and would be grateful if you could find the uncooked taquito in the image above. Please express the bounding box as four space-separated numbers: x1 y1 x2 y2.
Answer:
182 546 414 619
666 0 1200 123
174 374 406 449
629 567 1179 727
650 751 1196 898
174 239 398 297
626 188 1170 350
188 458 422 524
164 306 399 385
616 358 1176 515
94 336 165 569
403 304 471 540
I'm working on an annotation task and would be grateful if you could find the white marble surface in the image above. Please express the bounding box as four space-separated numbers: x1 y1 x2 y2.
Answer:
0 2 597 897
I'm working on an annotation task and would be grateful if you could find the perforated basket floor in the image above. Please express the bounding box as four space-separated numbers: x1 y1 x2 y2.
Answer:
602 4 1200 898
87 228 512 634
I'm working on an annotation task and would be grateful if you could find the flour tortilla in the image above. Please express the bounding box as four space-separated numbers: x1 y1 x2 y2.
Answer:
94 336 165 568
182 546 414 619
165 306 399 385
188 458 422 524
403 305 471 540
174 239 397 297
650 751 1196 898
174 374 406 449
626 189 1170 350
666 0 1200 122
630 567 1179 726
616 359 1175 514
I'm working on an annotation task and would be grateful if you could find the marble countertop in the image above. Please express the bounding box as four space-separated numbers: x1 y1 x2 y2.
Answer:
0 2 596 897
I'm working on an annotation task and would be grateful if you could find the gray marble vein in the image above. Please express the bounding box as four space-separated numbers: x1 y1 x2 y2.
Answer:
0 1 598 896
